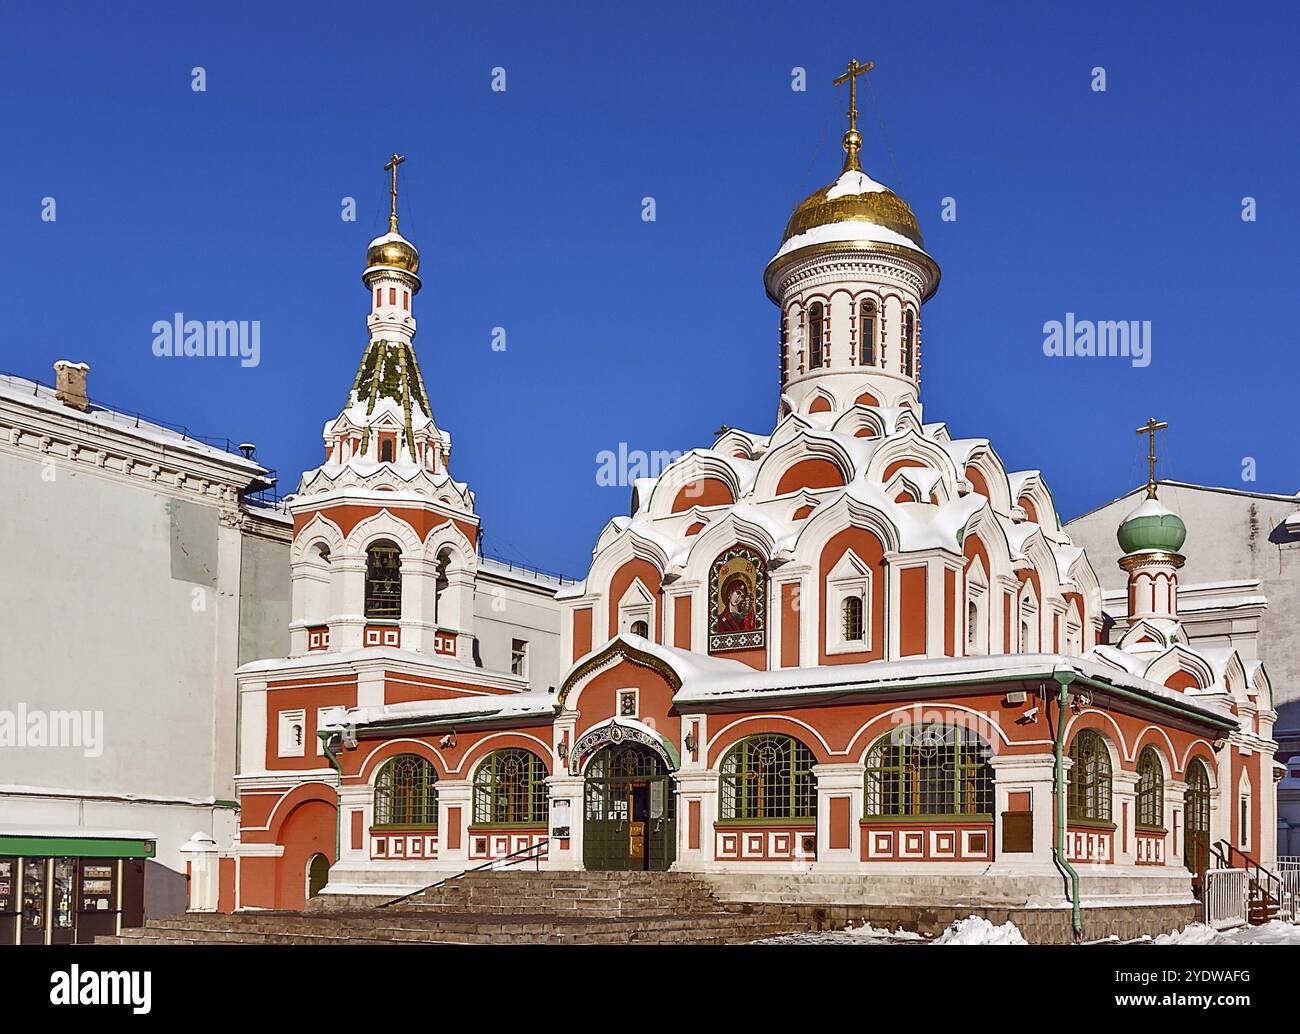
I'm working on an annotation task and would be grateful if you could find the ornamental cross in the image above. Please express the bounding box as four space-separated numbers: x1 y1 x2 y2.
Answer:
1136 417 1168 499
384 153 406 233
832 58 874 133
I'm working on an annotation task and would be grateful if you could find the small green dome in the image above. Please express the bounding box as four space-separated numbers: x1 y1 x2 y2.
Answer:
1117 497 1187 554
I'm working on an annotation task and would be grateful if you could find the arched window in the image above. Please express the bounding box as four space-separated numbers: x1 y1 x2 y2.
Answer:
859 299 876 366
864 723 993 818
365 540 402 619
719 735 817 820
808 302 825 369
374 754 438 827
472 749 548 826
1184 759 1211 874
841 595 864 642
902 309 915 377
630 619 649 638
380 437 394 463
1067 730 1112 824
433 547 451 623
1136 747 1164 830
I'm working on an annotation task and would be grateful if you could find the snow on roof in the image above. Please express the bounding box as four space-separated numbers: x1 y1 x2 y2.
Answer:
669 651 1235 726
0 371 266 475
325 690 556 731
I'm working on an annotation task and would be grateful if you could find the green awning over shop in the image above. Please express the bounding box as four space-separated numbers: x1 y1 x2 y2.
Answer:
0 835 156 859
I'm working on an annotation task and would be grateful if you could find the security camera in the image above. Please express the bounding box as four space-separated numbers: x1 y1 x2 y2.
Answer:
1016 706 1040 725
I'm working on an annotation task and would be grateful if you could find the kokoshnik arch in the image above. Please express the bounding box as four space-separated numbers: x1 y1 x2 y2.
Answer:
220 68 1279 935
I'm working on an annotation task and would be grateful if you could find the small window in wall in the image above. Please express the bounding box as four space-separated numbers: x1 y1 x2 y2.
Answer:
380 437 395 463
510 639 528 677
808 302 825 369
841 595 864 642
826 550 871 654
859 299 876 366
278 709 307 758
630 619 649 638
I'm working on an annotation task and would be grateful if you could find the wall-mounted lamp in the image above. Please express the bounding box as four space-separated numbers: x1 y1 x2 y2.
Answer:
684 732 698 754
557 741 569 762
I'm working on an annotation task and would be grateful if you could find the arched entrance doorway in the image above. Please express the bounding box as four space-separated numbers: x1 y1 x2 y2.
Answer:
584 744 676 871
306 853 330 900
1184 759 1211 879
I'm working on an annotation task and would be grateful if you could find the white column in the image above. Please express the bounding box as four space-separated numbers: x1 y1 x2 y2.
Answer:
674 769 719 870
986 753 1060 874
812 762 865 871
180 833 220 912
545 775 584 871
399 557 437 653
437 779 471 869
1113 770 1140 866
1165 779 1186 870
332 555 368 650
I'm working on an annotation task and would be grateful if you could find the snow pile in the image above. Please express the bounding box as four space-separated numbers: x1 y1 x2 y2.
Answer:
1156 921 1300 946
932 915 1027 946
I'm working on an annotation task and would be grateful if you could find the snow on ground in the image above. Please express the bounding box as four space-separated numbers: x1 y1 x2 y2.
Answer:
1153 921 1300 946
759 916 1300 946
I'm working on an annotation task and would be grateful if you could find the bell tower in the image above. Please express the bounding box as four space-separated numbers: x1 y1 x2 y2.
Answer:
285 156 480 662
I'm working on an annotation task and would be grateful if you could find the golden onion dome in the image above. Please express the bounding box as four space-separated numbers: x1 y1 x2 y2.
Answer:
365 231 420 275
781 168 924 250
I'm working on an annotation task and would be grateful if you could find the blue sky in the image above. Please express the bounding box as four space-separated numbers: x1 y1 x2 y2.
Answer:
1 1 1296 576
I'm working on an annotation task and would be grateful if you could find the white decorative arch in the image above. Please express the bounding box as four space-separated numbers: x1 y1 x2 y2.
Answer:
750 427 854 500
1143 645 1215 692
864 428 959 493
644 449 743 518
423 519 478 572
290 512 345 563
847 703 1012 757
345 508 424 558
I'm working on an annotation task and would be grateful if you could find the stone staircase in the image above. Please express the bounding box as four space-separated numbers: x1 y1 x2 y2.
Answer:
96 870 809 945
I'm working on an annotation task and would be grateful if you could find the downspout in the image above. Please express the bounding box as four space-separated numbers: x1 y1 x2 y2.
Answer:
1051 671 1083 941
319 732 343 862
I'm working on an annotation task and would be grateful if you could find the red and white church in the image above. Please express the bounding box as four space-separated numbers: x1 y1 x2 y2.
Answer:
215 83 1280 936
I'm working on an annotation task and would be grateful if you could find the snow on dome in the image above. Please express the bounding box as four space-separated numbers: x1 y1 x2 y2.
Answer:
1117 495 1187 554
824 168 890 199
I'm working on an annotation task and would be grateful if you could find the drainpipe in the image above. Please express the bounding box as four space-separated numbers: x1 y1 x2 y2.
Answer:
319 732 343 862
1051 671 1083 941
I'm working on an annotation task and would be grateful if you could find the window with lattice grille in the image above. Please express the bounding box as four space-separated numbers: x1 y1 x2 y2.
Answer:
808 302 825 369
719 735 817 820
841 595 864 642
859 299 877 366
864 723 993 818
365 540 402 619
473 749 548 826
1067 729 1112 823
1136 747 1165 830
374 754 438 827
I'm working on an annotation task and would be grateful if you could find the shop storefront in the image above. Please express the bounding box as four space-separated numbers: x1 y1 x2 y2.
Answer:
0 828 155 945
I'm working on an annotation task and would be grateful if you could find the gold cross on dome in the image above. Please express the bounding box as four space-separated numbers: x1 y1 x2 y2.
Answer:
384 153 406 233
1135 417 1168 499
833 58 875 134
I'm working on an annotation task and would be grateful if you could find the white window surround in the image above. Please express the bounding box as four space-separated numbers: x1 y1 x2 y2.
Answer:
1018 587 1039 652
1238 770 1252 851
618 578 655 639
825 550 872 655
511 638 528 678
965 558 988 656
278 709 307 759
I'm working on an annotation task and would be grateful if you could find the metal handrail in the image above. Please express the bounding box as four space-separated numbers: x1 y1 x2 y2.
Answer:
375 837 550 910
1214 839 1284 915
